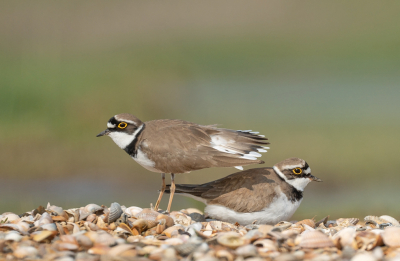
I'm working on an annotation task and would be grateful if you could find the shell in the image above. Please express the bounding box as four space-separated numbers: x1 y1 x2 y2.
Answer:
46 203 64 216
216 249 234 261
156 214 175 228
209 220 223 231
125 206 143 217
355 230 383 250
108 202 123 224
5 231 23 242
84 204 103 214
189 212 206 222
364 216 390 227
299 230 335 248
332 227 356 248
75 234 94 249
65 209 79 222
336 218 359 227
86 214 97 223
1 213 20 223
382 226 400 247
257 225 273 236
107 244 136 257
13 246 38 259
174 242 201 256
217 232 247 249
135 208 159 224
33 230 57 242
164 225 185 238
326 220 337 227
351 253 377 261
253 239 277 252
273 221 292 231
94 231 117 246
379 215 400 226
235 244 258 257
41 223 57 231
171 212 192 227
296 219 315 228
38 212 53 225
290 224 305 234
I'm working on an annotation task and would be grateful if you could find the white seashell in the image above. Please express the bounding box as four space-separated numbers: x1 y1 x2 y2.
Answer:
0 221 30 234
300 230 334 248
351 253 377 261
235 244 258 257
84 204 103 214
20 215 34 222
332 227 356 247
65 208 80 222
164 238 184 245
41 223 57 231
217 232 246 249
107 244 135 257
46 203 64 215
68 222 81 234
75 234 93 248
382 226 400 247
172 212 192 227
1 213 20 222
95 231 117 246
38 212 53 225
108 202 123 223
125 206 143 217
13 246 38 259
253 239 277 251
188 223 203 232
380 215 399 226
5 231 23 242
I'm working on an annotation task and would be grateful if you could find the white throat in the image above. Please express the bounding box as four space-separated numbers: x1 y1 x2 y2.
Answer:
273 166 310 191
108 124 144 149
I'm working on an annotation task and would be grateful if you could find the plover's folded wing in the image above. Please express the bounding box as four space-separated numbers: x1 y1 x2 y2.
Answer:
141 120 269 174
166 167 278 213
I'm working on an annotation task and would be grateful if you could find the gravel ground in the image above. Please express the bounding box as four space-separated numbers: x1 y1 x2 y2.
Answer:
0 202 399 261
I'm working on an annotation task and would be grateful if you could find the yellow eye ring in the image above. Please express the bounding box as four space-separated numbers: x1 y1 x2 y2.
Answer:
118 122 127 129
293 168 302 175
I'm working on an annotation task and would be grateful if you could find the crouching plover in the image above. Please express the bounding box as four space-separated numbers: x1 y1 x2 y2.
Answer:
97 113 269 212
165 157 321 225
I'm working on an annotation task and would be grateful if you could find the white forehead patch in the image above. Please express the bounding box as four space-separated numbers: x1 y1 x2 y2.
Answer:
107 122 116 128
303 167 311 175
114 115 137 125
282 163 305 170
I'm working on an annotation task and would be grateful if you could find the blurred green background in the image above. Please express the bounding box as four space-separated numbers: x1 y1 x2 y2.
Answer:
1 1 400 221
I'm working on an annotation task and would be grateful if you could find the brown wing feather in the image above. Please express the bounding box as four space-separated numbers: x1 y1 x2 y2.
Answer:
140 120 267 173
168 168 280 213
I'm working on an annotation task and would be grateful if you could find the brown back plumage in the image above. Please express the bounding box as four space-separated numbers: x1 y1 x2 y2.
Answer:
138 119 269 174
165 167 296 213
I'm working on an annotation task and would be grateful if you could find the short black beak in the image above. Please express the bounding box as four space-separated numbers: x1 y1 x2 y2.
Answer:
309 175 322 182
96 129 110 137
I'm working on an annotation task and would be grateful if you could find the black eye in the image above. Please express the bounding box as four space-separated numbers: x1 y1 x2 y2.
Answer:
118 122 127 129
293 168 302 175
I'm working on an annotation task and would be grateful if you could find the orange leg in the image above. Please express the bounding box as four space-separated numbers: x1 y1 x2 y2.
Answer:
154 173 166 211
166 173 175 213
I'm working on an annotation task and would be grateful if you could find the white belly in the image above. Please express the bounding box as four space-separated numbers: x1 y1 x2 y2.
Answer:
132 149 162 173
205 193 302 226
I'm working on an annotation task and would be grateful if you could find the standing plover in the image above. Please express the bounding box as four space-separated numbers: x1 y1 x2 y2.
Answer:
97 113 269 212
